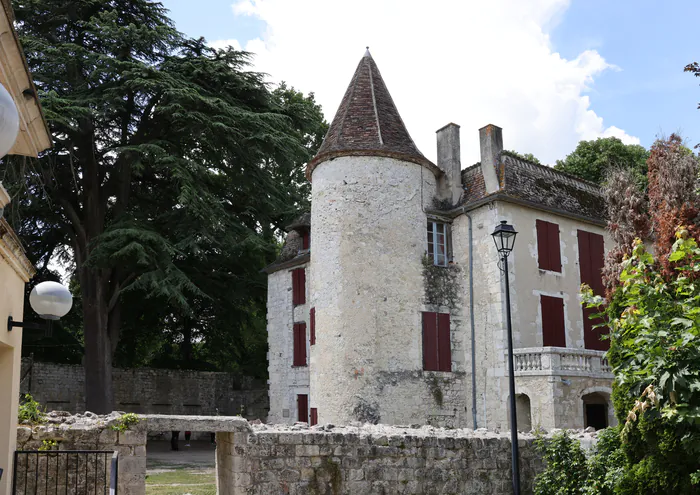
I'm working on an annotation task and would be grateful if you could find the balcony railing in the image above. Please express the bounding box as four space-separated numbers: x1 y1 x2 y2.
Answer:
513 347 613 378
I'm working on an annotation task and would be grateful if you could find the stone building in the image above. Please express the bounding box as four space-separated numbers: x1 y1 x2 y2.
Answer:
264 50 614 432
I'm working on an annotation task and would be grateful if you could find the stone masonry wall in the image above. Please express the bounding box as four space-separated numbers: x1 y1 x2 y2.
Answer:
216 422 561 495
267 265 310 424
20 360 268 419
14 412 146 495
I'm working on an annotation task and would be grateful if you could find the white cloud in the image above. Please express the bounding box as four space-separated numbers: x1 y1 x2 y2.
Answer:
207 38 242 51
214 0 638 165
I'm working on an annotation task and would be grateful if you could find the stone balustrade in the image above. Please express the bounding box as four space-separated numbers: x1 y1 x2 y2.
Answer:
513 347 613 378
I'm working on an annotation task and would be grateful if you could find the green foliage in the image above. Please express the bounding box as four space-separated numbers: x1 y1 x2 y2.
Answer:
39 439 58 451
554 137 649 185
111 413 140 432
503 150 541 164
422 255 462 309
534 432 588 495
18 394 46 424
3 0 327 407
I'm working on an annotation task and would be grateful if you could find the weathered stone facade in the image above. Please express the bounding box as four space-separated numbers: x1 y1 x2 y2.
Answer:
20 360 268 419
266 265 311 424
265 51 615 432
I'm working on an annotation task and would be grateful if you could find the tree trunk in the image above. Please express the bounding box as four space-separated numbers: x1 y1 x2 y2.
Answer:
81 270 114 413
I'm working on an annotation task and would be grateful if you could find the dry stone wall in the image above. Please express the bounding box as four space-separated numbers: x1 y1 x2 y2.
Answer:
14 411 146 495
20 359 268 419
215 422 568 495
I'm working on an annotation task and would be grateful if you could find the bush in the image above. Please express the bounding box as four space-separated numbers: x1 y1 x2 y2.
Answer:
17 394 46 424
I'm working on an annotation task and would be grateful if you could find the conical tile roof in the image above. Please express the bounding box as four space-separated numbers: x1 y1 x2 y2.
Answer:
306 50 438 179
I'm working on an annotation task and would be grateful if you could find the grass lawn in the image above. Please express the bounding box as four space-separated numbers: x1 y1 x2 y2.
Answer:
145 468 216 495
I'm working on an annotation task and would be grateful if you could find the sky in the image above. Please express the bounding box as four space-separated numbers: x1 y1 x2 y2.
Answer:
161 0 700 166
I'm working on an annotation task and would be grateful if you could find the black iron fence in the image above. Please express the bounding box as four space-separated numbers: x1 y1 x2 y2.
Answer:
12 451 118 495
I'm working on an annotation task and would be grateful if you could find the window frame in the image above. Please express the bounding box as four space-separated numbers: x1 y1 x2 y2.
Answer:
427 220 452 267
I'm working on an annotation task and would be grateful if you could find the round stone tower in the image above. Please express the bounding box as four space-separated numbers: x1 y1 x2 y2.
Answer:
307 50 442 425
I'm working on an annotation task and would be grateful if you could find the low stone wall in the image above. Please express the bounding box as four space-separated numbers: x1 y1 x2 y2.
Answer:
20 359 268 419
216 423 551 495
15 412 147 495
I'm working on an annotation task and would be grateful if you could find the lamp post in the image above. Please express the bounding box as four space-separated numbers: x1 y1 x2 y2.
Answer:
8 281 73 333
491 220 520 495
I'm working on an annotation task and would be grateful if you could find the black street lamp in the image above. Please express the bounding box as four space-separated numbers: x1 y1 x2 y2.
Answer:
491 220 520 495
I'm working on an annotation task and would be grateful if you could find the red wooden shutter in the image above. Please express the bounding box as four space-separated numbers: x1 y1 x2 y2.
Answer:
437 313 452 372
536 220 550 270
310 408 318 426
578 231 609 350
422 312 439 371
541 295 566 347
297 394 308 423
537 220 561 272
293 323 307 366
309 307 316 345
302 231 310 250
292 268 306 306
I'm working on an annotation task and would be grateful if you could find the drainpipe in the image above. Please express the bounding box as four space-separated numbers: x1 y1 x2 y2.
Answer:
465 211 477 429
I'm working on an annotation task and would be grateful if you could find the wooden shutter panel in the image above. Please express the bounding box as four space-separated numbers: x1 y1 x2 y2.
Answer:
437 313 452 372
541 295 566 347
293 323 307 366
536 220 550 270
578 230 609 350
292 268 306 306
537 220 561 272
422 312 439 371
310 408 318 426
297 394 308 423
547 223 562 272
299 269 306 305
302 231 310 250
310 307 316 345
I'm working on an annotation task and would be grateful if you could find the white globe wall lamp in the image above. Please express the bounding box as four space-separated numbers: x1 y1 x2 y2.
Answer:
8 281 73 333
0 81 20 159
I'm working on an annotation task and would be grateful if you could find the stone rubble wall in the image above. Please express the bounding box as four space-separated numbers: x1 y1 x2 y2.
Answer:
14 412 147 495
19 359 268 419
216 422 602 495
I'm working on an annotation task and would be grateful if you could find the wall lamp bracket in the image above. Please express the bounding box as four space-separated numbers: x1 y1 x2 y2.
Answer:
7 316 50 334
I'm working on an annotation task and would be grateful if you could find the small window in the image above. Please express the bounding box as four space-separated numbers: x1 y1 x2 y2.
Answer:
427 221 452 267
292 268 306 306
536 220 561 272
301 230 310 251
293 322 307 366
422 312 452 371
297 394 308 423
541 295 566 347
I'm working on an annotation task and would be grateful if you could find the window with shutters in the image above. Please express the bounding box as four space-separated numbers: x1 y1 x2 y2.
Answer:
422 312 452 371
301 230 310 251
297 394 308 423
292 322 307 366
309 307 316 345
291 268 306 306
427 221 452 267
540 295 566 347
578 230 609 350
310 408 318 426
536 220 562 272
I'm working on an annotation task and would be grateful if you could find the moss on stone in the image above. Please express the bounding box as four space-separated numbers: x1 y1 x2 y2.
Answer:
422 255 461 309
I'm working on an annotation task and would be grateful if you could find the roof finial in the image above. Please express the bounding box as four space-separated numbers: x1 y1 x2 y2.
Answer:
364 46 371 58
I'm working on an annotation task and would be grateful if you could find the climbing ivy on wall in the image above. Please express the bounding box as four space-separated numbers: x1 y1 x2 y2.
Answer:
422 256 462 308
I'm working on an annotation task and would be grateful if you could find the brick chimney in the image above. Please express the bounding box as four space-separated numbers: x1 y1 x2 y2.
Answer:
436 123 462 204
479 124 502 194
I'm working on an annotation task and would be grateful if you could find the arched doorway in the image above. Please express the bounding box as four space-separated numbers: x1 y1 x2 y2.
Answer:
582 392 609 430
516 394 532 432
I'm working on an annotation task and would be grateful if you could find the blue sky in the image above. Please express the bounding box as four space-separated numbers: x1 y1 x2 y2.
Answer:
161 0 700 163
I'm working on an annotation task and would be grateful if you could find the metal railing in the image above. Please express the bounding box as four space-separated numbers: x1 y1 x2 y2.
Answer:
513 347 613 377
12 451 118 495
